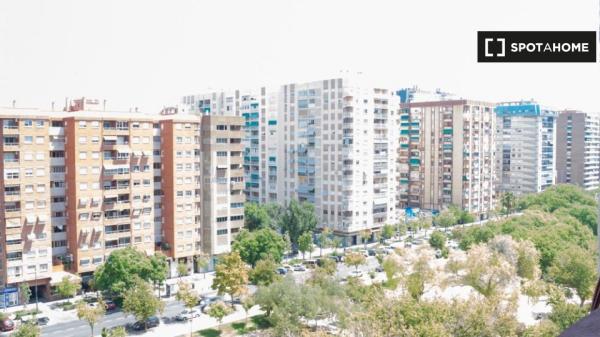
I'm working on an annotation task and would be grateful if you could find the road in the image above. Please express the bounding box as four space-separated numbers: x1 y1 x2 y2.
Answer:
41 300 186 337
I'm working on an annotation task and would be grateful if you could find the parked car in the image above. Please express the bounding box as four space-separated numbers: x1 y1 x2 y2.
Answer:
358 250 369 257
0 318 14 332
292 264 306 272
105 300 117 311
20 316 48 326
349 270 363 278
375 266 384 273
435 249 443 259
129 316 160 331
367 249 377 256
175 309 200 321
303 259 317 268
404 242 412 248
282 264 292 271
276 267 288 275
199 295 224 312
329 255 343 263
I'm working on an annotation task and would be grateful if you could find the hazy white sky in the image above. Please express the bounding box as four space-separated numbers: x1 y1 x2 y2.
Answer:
0 0 598 112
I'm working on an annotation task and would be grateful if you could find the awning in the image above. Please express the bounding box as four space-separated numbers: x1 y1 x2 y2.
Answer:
217 165 228 169
142 150 153 156
79 198 89 205
49 271 81 286
27 233 35 240
103 136 117 141
133 150 143 156
116 147 131 154
103 164 128 170
7 235 21 241
103 194 118 199
37 215 47 223
26 215 36 223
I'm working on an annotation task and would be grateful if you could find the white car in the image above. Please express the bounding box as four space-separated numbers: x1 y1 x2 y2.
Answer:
349 270 363 278
292 264 306 272
175 309 201 321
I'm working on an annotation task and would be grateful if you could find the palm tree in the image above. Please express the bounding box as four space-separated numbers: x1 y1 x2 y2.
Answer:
500 192 516 217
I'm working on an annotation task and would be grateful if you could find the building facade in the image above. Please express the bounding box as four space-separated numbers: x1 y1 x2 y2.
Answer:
398 100 496 218
556 110 600 190
0 101 244 304
276 77 400 244
183 89 279 204
495 101 557 196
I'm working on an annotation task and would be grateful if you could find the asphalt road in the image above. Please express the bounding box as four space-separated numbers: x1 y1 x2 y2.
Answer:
41 300 187 337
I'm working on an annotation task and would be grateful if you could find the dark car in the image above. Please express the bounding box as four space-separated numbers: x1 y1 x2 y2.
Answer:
375 266 384 273
329 255 343 263
0 318 14 332
105 300 117 311
367 249 377 256
276 267 287 275
129 316 160 331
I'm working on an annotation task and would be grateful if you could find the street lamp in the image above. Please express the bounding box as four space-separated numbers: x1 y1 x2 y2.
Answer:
34 264 38 312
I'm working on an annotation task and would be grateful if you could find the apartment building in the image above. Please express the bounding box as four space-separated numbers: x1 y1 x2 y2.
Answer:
183 89 279 203
0 100 244 306
495 101 557 195
556 110 600 190
398 100 496 218
276 77 400 245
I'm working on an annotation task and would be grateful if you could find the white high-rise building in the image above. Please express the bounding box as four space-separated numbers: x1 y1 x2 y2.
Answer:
495 101 557 195
184 76 401 245
276 76 400 245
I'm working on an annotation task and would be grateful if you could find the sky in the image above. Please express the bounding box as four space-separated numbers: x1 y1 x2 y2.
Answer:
0 0 598 113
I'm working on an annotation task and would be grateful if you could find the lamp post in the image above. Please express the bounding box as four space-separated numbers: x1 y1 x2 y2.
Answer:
34 264 38 312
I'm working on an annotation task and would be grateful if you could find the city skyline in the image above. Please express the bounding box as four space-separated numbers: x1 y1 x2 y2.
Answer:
0 0 598 114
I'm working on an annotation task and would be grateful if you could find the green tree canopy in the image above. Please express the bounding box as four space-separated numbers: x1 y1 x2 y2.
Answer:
297 231 314 259
245 202 271 231
250 257 280 286
549 245 597 306
278 200 317 249
232 228 287 267
122 278 164 329
94 247 154 296
429 231 446 250
211 252 249 307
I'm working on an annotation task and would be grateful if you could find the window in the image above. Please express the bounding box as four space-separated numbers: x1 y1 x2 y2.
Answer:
24 168 33 177
80 183 88 190
79 121 87 128
79 151 87 159
217 151 227 157
79 136 87 144
36 184 45 192
216 125 227 130
79 167 88 175
217 229 228 235
35 136 44 144
91 121 99 128
24 152 33 161
36 168 45 176
36 120 44 127
24 136 33 144
216 138 228 143
80 259 90 266
24 120 33 127
216 217 227 222
91 136 99 144
35 152 44 160
92 152 99 159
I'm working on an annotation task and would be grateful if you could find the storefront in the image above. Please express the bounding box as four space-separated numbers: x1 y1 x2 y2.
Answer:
0 287 19 309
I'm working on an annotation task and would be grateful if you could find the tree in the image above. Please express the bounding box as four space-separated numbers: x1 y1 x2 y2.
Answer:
56 276 81 301
19 283 31 309
317 227 331 257
436 210 458 229
462 244 515 298
207 302 231 330
76 297 106 337
107 327 127 337
278 199 317 251
94 247 154 296
360 229 371 249
241 296 254 323
250 258 279 286
382 255 402 289
517 240 541 280
13 322 40 337
122 278 165 330
428 231 446 250
177 262 189 278
245 202 271 231
381 224 394 241
316 258 337 276
332 237 342 254
211 252 249 308
344 252 366 271
232 228 287 267
176 281 199 337
405 256 434 301
500 192 517 216
549 245 597 306
148 253 168 298
297 231 314 259
195 255 210 279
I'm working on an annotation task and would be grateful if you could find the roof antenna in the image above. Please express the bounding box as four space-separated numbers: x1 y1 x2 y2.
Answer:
11 100 15 108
